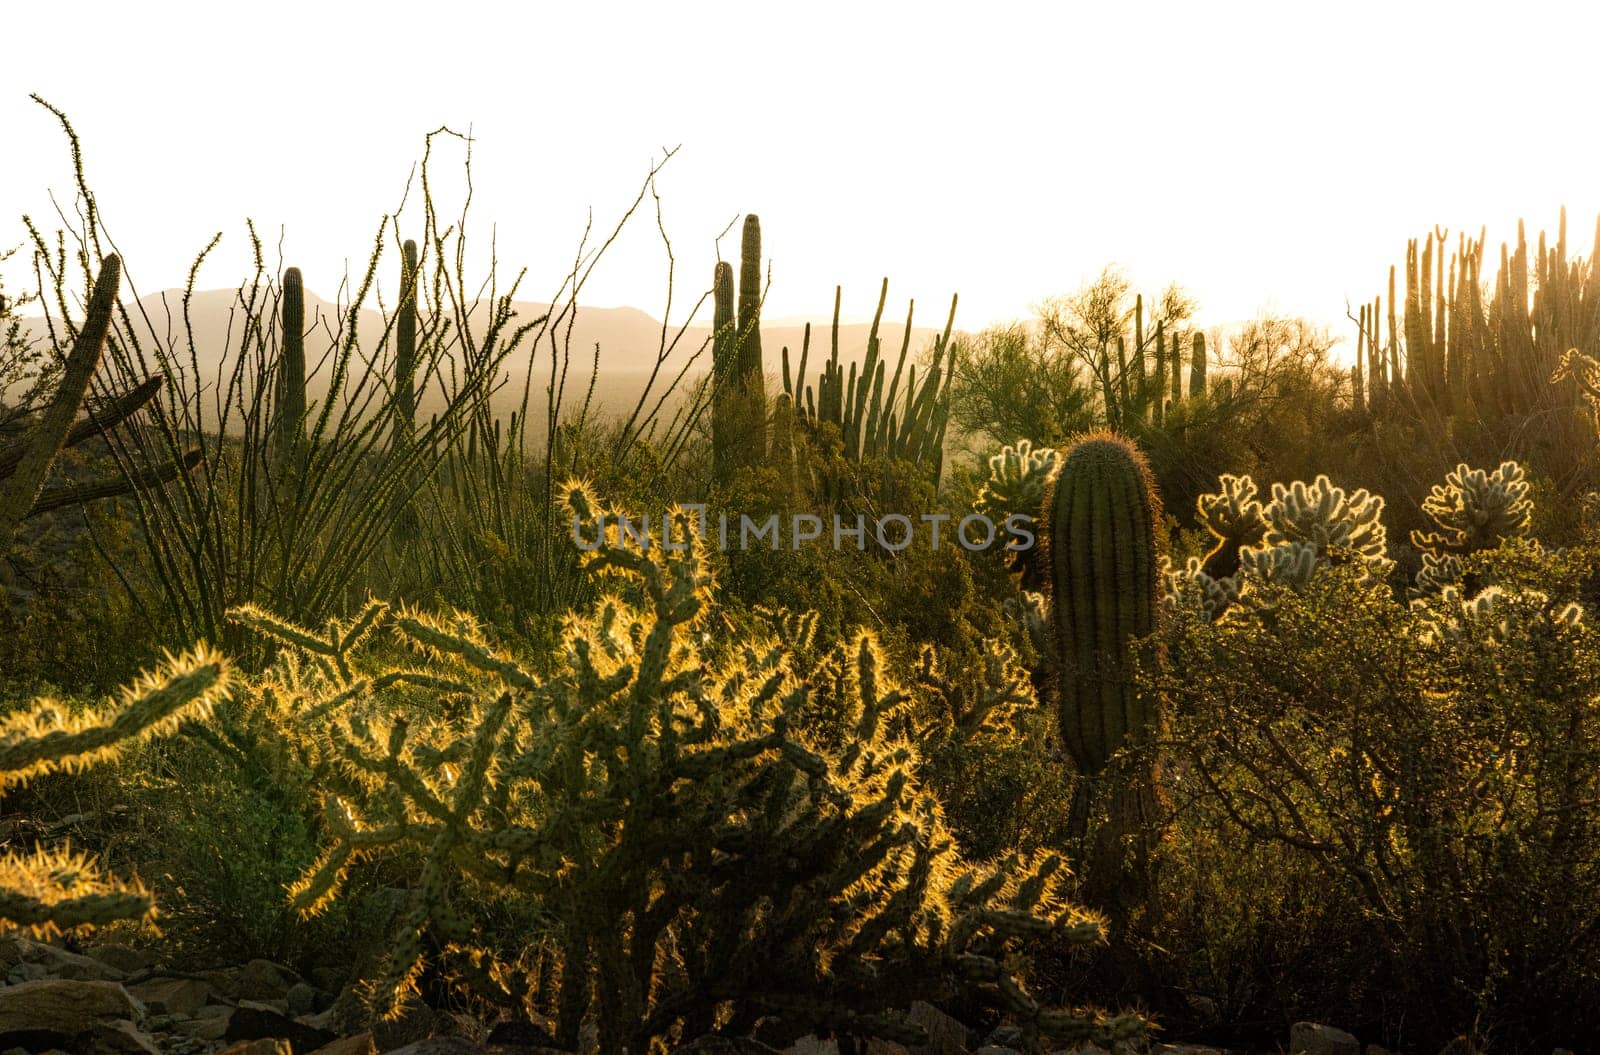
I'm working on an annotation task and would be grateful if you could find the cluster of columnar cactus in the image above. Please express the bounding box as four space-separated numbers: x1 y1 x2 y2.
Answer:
0 647 231 936
780 281 958 489
1356 210 1600 429
230 482 1145 1052
0 255 199 554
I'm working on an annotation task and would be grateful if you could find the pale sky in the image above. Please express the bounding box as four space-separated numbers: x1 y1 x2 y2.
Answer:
4 1 1599 341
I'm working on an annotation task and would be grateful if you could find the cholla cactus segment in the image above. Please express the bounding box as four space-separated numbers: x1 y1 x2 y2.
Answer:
1409 550 1463 600
0 846 155 939
1259 475 1393 579
976 439 1059 521
0 646 230 788
1411 461 1533 556
233 480 1145 1051
1239 541 1322 592
1413 584 1585 646
0 647 231 937
1163 556 1239 621
1196 474 1266 578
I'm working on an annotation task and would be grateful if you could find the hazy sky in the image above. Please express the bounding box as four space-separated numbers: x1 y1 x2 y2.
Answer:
4 1 1599 342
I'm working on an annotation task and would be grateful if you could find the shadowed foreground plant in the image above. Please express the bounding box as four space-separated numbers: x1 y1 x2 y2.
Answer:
230 483 1146 1054
0 646 231 936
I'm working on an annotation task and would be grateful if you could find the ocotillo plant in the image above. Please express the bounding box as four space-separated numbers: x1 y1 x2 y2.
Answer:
781 280 958 489
0 646 231 936
1042 432 1163 777
0 255 197 553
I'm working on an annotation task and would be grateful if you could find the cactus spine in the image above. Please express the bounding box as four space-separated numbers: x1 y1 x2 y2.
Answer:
1043 432 1163 776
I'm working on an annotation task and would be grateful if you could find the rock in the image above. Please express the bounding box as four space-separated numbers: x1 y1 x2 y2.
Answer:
127 977 213 1017
905 1001 969 1055
178 1009 234 1043
0 938 23 971
85 944 154 974
307 1033 378 1055
0 978 143 1036
220 1042 293 1055
82 1018 162 1055
866 1042 909 1055
487 1020 558 1048
241 997 293 1017
673 1038 783 1054
1290 1023 1360 1055
1365 1047 1396 1055
786 1038 839 1055
985 1027 1025 1050
12 939 126 981
287 982 321 1015
1151 1047 1232 1055
224 1002 336 1052
383 1040 485 1055
238 959 305 1001
973 1048 1021 1055
6 961 48 984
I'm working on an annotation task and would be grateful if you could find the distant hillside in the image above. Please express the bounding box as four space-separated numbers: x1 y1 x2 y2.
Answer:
14 287 948 433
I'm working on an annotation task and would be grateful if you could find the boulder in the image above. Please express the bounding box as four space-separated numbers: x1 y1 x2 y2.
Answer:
220 1041 293 1055
225 1002 336 1052
383 1040 486 1055
307 1033 378 1055
0 978 143 1036
1290 1022 1360 1055
81 1018 162 1054
238 959 306 1001
126 977 213 1017
905 1001 969 1055
85 944 154 974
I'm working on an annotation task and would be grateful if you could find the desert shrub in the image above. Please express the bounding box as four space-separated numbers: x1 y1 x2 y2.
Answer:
222 483 1144 1053
1157 553 1600 1051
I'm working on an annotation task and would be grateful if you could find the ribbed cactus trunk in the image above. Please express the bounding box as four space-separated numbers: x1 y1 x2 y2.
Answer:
710 260 737 486
0 255 121 554
1046 433 1162 775
276 267 306 460
1045 431 1165 918
736 215 767 457
394 239 419 444
1189 331 1206 398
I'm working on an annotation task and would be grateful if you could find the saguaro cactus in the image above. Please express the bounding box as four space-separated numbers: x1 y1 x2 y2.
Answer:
394 239 419 443
275 266 307 459
1043 431 1163 776
710 259 737 484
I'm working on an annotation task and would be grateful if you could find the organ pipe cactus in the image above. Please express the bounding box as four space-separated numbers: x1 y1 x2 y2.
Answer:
711 216 769 487
782 280 957 488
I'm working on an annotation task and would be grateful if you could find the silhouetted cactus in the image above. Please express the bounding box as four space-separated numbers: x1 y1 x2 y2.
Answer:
275 266 307 459
1407 461 1533 598
1196 473 1266 579
0 255 198 552
394 239 419 443
1041 432 1163 776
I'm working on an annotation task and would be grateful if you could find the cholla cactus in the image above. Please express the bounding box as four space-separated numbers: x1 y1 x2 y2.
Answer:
1412 461 1533 556
1196 474 1266 578
0 647 231 936
1412 584 1585 646
235 482 1145 1053
1255 475 1393 582
976 439 1059 522
1163 556 1239 621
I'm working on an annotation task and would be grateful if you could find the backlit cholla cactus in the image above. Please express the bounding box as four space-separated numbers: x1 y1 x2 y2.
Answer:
0 648 231 936
1412 584 1584 646
232 481 1145 1053
1408 461 1534 598
978 440 1060 585
1253 475 1393 583
1163 556 1239 622
1196 473 1266 579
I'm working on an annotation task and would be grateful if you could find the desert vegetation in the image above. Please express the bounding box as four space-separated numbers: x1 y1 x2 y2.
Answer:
3 98 1600 1055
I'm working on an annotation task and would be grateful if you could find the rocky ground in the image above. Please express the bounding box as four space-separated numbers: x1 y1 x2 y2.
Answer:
0 935 1405 1055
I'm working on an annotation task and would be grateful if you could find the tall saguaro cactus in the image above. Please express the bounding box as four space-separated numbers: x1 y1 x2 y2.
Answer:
710 216 769 486
394 239 420 444
1043 432 1164 776
275 266 307 459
